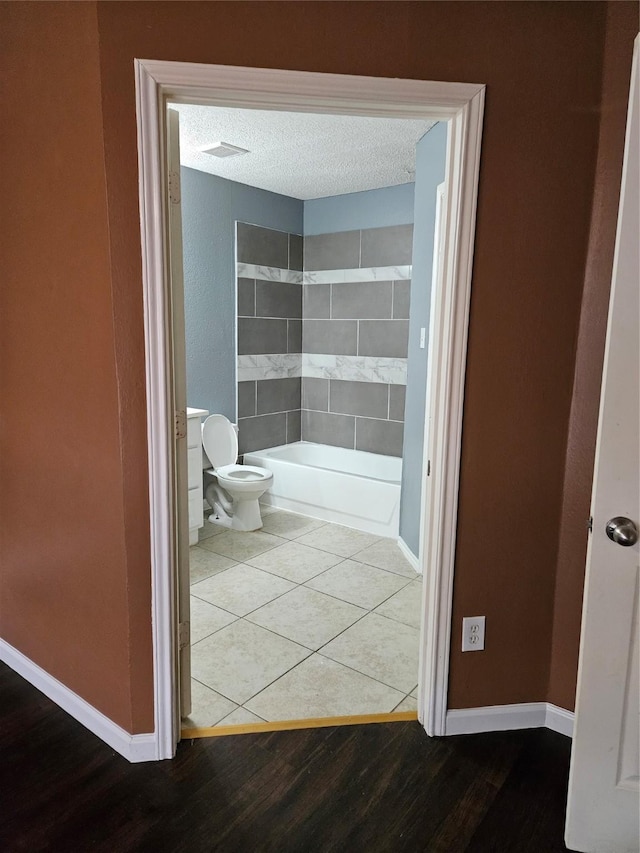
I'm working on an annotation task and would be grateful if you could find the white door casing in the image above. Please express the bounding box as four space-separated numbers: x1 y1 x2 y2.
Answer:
135 60 485 758
166 108 192 723
565 35 640 853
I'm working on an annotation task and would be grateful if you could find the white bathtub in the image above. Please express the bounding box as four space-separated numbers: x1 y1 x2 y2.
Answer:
244 442 402 537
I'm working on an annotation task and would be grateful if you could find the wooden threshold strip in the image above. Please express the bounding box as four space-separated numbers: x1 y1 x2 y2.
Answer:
182 710 418 739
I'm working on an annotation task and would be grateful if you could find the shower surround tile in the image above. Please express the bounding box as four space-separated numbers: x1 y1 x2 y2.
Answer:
360 224 414 267
256 377 301 415
237 354 302 382
358 320 410 359
238 412 287 454
355 417 404 457
236 223 414 456
301 354 407 385
237 222 289 268
237 263 303 283
303 265 411 284
236 224 304 454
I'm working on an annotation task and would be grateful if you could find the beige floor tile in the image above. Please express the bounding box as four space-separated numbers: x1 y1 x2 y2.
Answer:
296 523 380 558
258 502 279 517
198 518 224 541
410 685 418 698
191 619 310 705
373 580 423 629
351 538 418 578
189 595 237 643
189 546 237 585
246 654 405 721
181 679 237 728
260 510 326 540
321 612 420 694
393 694 418 713
246 586 366 650
215 707 266 727
191 564 294 617
246 541 343 584
305 560 410 610
198 528 285 561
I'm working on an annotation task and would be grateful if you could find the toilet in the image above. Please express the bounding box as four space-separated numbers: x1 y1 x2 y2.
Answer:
201 414 273 531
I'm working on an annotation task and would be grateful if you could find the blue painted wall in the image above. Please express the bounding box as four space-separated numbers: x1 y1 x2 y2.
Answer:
181 167 303 420
399 123 448 557
303 182 415 235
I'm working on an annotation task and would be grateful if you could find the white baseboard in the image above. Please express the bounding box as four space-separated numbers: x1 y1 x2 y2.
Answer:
397 537 421 574
446 702 574 738
545 702 575 737
0 639 159 762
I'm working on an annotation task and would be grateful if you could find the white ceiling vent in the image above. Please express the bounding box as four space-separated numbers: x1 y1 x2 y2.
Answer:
200 141 249 158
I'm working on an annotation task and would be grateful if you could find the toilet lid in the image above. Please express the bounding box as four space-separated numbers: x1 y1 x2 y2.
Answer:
201 414 238 469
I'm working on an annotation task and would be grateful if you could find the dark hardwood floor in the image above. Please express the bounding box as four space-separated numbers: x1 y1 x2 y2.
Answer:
0 662 573 852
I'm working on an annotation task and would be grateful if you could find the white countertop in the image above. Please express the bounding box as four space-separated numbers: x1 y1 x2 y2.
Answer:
186 407 209 419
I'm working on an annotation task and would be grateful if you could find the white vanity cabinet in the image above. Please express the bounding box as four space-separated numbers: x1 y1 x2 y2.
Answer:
186 407 208 545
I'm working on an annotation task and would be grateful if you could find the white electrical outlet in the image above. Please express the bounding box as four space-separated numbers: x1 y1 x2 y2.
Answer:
462 616 486 652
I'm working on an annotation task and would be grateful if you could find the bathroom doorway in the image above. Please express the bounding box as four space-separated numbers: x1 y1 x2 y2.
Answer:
135 60 484 758
173 105 447 732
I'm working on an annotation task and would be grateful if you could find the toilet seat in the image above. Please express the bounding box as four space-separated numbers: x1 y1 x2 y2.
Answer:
216 464 272 482
202 414 238 468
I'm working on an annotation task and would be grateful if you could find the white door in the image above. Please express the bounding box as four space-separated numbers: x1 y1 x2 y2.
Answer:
166 107 191 720
565 35 640 853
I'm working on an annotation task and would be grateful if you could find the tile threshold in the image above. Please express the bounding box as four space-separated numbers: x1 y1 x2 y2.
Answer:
182 709 418 739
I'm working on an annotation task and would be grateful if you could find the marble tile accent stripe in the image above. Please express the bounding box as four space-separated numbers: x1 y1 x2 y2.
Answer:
237 354 302 382
304 266 412 285
237 354 407 384
237 263 412 286
237 263 303 284
302 354 407 385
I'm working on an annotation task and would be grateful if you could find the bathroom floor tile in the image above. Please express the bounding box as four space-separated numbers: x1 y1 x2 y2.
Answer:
305 559 410 610
245 654 404 722
189 546 237 585
258 502 279 517
181 679 238 729
260 510 326 540
191 563 295 617
198 518 225 541
246 541 343 584
373 580 423 629
320 612 420 694
198 528 286 561
215 707 266 727
295 523 381 558
351 538 418 578
189 595 237 643
191 620 311 705
393 694 418 713
246 586 366 650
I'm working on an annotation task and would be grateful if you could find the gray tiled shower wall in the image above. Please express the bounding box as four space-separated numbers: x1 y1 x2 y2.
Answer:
237 223 302 455
236 222 413 457
301 224 413 457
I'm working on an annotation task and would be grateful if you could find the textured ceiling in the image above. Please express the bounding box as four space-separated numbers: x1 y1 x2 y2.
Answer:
173 104 436 200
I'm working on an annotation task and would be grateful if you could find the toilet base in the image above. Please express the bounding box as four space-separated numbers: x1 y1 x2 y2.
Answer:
207 498 264 532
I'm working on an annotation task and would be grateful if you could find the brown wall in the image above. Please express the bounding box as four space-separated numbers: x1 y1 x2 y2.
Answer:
1 1 636 733
0 2 154 732
548 2 638 710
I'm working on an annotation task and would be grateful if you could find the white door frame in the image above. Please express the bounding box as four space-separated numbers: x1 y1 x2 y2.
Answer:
134 58 485 760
